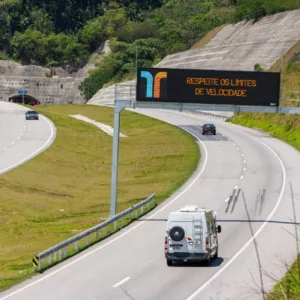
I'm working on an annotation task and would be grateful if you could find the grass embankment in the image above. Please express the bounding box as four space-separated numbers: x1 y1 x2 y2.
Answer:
0 104 200 291
228 40 300 299
267 254 300 299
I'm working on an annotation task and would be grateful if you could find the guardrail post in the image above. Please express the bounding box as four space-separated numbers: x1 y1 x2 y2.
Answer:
48 254 52 265
54 251 57 261
114 221 117 230
122 216 124 226
64 247 67 258
85 236 89 246
135 209 138 219
74 241 78 251
141 205 144 214
96 231 99 240
59 250 62 260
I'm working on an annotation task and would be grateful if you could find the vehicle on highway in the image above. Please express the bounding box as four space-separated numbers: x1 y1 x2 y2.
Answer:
165 205 221 266
25 110 39 120
202 123 216 135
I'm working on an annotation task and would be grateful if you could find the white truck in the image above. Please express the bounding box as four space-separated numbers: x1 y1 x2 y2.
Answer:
165 205 222 266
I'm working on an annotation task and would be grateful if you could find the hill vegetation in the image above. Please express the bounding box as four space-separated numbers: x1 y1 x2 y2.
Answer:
1 0 300 99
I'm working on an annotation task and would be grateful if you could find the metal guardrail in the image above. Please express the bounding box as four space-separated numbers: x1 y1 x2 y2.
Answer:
166 109 230 121
32 193 155 271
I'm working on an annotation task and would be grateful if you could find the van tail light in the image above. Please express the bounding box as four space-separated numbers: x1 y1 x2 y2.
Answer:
206 237 209 252
164 237 168 251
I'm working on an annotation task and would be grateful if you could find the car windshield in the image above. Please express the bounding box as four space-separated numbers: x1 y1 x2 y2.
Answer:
204 124 214 128
27 111 37 114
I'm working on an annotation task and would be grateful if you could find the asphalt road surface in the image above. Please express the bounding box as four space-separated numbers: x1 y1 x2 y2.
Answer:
0 108 299 300
0 101 56 175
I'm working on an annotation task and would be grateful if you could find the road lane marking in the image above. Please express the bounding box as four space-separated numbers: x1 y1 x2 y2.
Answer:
243 160 246 164
234 185 238 190
241 153 244 157
0 125 208 300
0 115 55 176
185 129 286 300
236 147 240 151
224 197 230 203
240 175 244 179
243 168 246 171
113 277 131 288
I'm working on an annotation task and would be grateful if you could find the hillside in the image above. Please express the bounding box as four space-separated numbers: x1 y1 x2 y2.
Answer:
87 8 300 106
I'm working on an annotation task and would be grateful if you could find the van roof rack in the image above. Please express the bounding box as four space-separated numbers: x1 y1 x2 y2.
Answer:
179 205 205 212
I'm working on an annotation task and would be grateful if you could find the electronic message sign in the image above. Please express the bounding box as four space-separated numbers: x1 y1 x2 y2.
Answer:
136 67 281 106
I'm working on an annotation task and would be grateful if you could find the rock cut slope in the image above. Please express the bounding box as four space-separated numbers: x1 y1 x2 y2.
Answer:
87 8 300 106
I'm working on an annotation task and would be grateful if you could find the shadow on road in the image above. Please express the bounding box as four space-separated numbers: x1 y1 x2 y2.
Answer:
171 257 224 268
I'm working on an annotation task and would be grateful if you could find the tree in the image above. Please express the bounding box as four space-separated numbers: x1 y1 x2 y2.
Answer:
10 29 47 64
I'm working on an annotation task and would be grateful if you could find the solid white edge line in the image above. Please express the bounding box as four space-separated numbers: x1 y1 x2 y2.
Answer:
0 115 55 175
0 126 208 300
113 277 131 288
185 131 286 300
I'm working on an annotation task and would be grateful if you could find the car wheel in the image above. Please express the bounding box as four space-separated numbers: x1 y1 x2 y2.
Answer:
167 259 173 266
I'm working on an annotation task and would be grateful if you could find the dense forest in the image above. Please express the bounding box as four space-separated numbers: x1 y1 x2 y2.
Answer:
0 0 299 100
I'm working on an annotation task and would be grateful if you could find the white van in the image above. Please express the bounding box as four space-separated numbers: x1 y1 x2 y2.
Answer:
164 205 221 266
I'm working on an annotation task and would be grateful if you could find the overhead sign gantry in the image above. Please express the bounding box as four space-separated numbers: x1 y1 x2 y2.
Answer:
109 67 300 218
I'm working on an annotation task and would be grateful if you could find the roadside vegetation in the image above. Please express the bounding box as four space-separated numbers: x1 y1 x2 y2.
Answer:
0 104 199 291
1 1 300 100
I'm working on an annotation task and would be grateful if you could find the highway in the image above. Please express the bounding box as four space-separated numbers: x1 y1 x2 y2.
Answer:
0 101 56 174
0 108 299 300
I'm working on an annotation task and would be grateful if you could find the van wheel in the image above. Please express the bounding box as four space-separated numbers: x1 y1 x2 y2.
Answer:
214 247 218 258
167 259 173 266
204 258 210 266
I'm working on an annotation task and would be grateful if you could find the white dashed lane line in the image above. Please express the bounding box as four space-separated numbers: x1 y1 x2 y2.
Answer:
113 277 131 288
0 119 26 153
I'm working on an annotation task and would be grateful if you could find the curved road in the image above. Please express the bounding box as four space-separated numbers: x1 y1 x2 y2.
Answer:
0 101 56 174
0 109 299 300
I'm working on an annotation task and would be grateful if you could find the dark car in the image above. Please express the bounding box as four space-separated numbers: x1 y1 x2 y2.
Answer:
202 123 216 135
25 110 39 120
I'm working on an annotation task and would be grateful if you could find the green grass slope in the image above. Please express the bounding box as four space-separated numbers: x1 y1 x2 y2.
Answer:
0 104 199 291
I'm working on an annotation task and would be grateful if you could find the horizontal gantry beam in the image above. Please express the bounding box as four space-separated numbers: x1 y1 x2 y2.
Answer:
114 100 300 114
